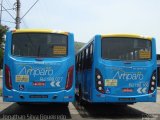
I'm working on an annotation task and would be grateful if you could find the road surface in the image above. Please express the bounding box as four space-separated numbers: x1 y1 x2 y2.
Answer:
0 90 160 120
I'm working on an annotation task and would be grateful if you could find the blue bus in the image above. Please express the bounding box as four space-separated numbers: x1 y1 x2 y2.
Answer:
3 29 75 105
76 34 157 104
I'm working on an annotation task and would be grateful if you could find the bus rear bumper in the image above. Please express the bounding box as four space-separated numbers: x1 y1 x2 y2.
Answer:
3 88 75 103
91 90 157 103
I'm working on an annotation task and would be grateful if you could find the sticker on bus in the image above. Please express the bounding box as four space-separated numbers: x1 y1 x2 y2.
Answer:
53 46 66 55
16 75 29 82
106 88 111 93
139 51 151 59
19 84 25 91
105 79 118 86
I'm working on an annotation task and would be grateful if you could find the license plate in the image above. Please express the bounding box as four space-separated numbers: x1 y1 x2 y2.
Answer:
30 95 48 98
119 98 135 101
33 82 45 86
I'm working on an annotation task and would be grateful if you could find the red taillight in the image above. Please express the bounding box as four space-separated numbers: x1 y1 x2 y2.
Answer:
65 66 74 90
5 65 12 90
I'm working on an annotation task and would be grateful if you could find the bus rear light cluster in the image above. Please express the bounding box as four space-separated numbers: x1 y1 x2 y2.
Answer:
5 64 12 90
65 66 74 90
148 71 156 94
95 69 105 93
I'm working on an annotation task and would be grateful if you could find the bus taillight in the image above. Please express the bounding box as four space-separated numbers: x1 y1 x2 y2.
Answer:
65 66 74 90
148 71 156 94
5 65 12 90
95 69 105 93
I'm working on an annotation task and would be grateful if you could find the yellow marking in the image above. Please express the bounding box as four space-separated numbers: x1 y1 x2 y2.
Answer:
12 29 69 35
139 51 151 59
53 46 67 55
105 79 118 86
101 34 152 40
16 75 29 82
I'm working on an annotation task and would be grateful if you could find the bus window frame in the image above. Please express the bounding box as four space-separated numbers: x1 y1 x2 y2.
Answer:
101 37 152 61
11 32 69 58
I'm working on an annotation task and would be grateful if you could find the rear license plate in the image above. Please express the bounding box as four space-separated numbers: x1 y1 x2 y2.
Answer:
119 98 135 101
30 95 48 98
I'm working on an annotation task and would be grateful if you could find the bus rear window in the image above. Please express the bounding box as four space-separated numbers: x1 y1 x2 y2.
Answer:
12 33 68 57
101 37 151 61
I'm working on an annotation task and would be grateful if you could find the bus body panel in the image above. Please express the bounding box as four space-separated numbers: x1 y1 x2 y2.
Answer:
3 31 75 102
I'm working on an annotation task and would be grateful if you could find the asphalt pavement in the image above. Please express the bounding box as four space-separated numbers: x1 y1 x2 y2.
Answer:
0 91 160 120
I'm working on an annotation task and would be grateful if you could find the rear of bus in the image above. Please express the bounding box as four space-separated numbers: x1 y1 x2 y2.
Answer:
92 34 157 103
3 29 75 103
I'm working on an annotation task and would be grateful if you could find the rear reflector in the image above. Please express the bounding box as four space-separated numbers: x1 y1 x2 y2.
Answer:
122 88 133 92
33 82 45 86
5 65 12 90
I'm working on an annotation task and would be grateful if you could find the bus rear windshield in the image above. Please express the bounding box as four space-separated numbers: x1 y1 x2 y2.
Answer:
101 37 151 61
12 33 68 57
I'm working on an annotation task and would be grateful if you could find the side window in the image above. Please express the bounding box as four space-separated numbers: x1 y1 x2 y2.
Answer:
85 48 88 69
83 49 86 70
87 46 90 69
81 51 84 71
88 43 93 69
78 53 81 72
80 52 83 71
90 44 93 63
76 56 78 71
88 44 93 69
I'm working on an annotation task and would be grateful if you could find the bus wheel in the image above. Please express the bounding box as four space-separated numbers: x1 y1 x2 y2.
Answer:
16 102 28 106
75 94 79 101
62 102 69 107
117 103 128 107
79 85 83 105
79 86 81 100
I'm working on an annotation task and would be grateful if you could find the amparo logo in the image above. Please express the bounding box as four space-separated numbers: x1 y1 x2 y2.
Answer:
18 66 53 77
113 71 144 80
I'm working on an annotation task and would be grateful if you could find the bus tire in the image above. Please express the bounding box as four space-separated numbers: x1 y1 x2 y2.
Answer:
75 94 79 101
16 102 28 106
62 102 69 107
79 85 81 100
117 103 128 107
79 85 83 105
